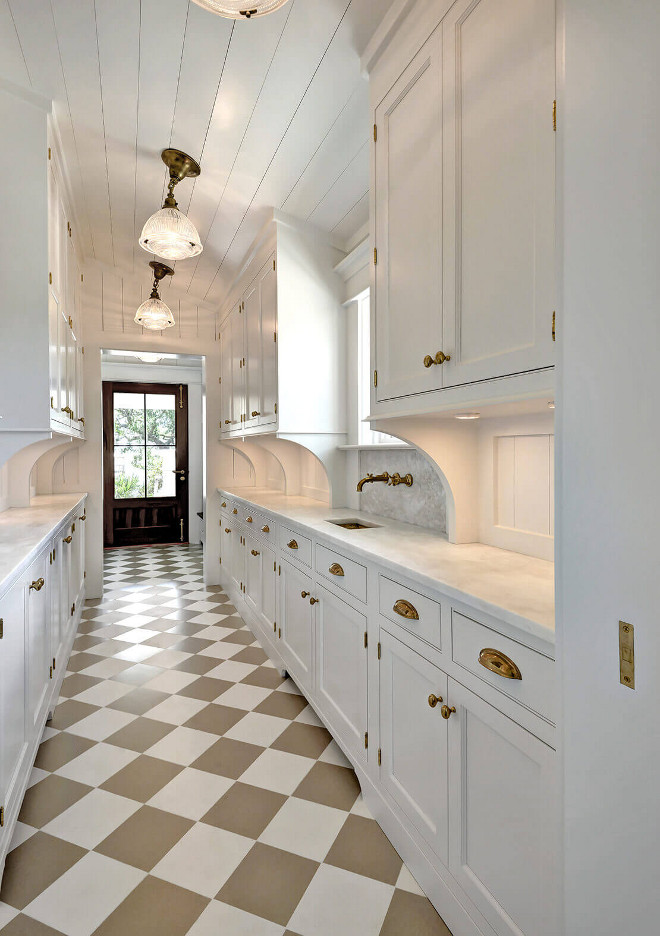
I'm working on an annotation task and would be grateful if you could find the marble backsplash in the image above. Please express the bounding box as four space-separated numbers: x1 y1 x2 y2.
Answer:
358 449 447 533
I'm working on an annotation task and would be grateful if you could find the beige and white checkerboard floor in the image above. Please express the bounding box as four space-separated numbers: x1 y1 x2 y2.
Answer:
0 545 452 936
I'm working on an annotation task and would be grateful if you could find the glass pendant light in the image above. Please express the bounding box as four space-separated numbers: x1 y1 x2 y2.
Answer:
134 262 176 331
139 149 203 261
190 0 290 18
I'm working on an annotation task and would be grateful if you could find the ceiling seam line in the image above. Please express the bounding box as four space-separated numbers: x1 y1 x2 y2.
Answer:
6 0 33 88
331 189 369 233
306 138 368 222
162 0 192 209
131 0 143 277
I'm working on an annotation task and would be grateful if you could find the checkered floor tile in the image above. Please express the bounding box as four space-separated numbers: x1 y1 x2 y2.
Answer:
0 545 452 936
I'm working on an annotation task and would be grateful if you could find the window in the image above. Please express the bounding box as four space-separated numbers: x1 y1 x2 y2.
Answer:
113 391 176 499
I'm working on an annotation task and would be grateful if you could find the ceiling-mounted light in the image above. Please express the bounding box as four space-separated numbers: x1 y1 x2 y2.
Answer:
139 149 203 261
134 262 175 331
454 412 481 420
137 353 163 364
190 0 290 18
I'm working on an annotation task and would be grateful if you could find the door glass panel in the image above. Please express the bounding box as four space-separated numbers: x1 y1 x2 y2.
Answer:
114 446 146 499
146 394 176 445
114 393 145 444
147 446 176 497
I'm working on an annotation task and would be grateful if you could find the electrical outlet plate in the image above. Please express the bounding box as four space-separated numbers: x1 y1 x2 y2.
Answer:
619 621 635 689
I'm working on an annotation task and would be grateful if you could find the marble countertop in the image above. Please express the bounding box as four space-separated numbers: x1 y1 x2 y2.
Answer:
218 487 555 651
0 494 87 596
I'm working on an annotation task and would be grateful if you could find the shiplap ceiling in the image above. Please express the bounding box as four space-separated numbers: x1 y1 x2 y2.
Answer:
0 0 389 306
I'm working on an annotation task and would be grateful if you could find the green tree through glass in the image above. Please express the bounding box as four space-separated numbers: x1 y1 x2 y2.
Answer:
114 400 176 499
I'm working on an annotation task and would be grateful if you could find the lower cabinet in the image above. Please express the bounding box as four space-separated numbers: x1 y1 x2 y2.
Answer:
0 583 28 855
279 560 314 693
446 678 558 936
25 552 51 736
245 533 277 639
378 627 449 864
315 584 368 764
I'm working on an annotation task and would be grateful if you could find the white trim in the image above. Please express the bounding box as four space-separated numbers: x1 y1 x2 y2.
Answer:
334 237 370 282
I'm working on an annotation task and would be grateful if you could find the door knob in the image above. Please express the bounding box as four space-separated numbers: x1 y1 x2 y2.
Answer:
423 351 451 368
63 535 72 544
441 705 456 720
251 549 260 556
172 470 187 479
224 419 231 425
428 693 443 708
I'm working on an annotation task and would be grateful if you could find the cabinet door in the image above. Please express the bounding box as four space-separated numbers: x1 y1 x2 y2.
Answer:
49 544 63 675
379 628 449 863
259 257 278 426
48 290 67 429
280 560 314 692
230 527 245 594
374 29 443 402
0 582 28 840
219 316 233 433
447 678 558 936
244 280 261 429
25 554 51 735
261 543 277 634
230 304 245 430
60 528 72 642
244 532 263 620
316 585 368 763
442 0 556 386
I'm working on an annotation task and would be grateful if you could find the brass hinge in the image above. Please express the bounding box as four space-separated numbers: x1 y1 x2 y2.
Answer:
278 564 281 576
273 259 276 271
373 370 378 388
51 396 54 409
49 551 53 565
364 631 368 649
219 557 222 564
553 99 557 131
378 748 381 767
82 347 85 354
364 731 368 749
0 618 3 639
274 621 277 632
373 123 377 142
81 273 84 283
552 311 556 342
218 377 222 384
0 806 4 827
278 627 282 639
48 147 51 160
49 272 52 284
274 403 278 415
84 571 86 578
273 561 277 572
53 657 56 671
49 665 53 679
377 642 381 660
274 331 277 343
373 247 377 266
71 602 75 616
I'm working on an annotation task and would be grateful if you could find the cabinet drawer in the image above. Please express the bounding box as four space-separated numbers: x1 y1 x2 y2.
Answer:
451 611 555 724
220 496 236 516
242 508 276 543
315 543 367 604
378 576 441 649
279 526 312 567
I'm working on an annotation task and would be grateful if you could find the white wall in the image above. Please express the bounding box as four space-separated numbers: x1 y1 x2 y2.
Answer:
559 3 660 933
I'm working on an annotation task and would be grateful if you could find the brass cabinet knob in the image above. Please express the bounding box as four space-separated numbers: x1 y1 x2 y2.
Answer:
79 514 86 521
329 563 344 577
233 508 238 515
478 648 522 680
61 405 74 416
221 502 227 508
423 351 451 368
78 416 85 425
261 525 270 533
251 549 260 556
224 420 231 425
246 516 253 523
251 411 260 417
63 535 73 544
287 539 298 549
428 693 443 708
301 591 310 598
441 705 456 720
309 597 319 605
225 528 232 534
30 578 45 592
393 599 419 620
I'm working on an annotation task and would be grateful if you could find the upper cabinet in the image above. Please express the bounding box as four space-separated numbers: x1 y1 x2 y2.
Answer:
219 214 346 439
367 0 556 412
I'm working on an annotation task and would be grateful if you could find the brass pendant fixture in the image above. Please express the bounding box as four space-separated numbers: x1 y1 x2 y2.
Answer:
134 261 175 330
139 149 203 261
190 0 290 19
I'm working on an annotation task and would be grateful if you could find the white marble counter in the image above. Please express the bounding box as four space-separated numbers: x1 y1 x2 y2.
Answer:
0 494 87 596
218 487 555 651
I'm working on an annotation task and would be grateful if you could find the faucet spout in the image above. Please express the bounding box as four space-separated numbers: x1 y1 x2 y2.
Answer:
356 472 390 492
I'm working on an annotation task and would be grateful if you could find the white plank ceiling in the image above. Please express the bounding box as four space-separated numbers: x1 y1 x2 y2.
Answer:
0 0 389 307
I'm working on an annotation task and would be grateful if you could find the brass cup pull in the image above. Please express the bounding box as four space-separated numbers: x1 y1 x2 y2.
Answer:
246 516 253 523
30 578 45 592
301 590 310 599
251 411 260 417
423 351 451 368
441 705 456 720
261 525 270 533
63 535 73 544
393 599 419 621
329 563 344 577
233 508 238 515
225 528 232 534
478 648 522 680
287 539 298 550
309 597 319 605
251 549 260 556
428 693 443 708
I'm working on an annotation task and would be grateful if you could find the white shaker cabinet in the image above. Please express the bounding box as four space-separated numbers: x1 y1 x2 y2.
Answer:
279 560 315 694
0 585 27 853
25 553 51 737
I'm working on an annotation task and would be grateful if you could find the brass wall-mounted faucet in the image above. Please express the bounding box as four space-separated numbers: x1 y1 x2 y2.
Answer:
356 471 414 492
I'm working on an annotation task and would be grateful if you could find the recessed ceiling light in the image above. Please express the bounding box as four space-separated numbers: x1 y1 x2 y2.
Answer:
191 0 290 18
137 353 163 364
139 149 203 261
134 262 175 331
454 412 481 420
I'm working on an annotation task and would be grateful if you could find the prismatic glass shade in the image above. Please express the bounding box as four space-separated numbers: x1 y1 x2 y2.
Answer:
139 206 203 261
134 297 175 331
190 0 290 18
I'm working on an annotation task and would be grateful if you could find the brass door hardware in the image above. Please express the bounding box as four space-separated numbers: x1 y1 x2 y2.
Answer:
364 631 368 649
179 519 185 542
224 419 231 425
374 369 378 388
225 528 232 534
287 539 298 550
378 749 381 766
233 508 238 515
179 384 184 409
374 247 377 265
49 666 53 679
552 311 556 342
0 619 3 639
246 516 253 523
30 578 45 592
428 693 443 708
364 731 369 748
172 469 187 479
251 411 260 417
273 622 277 632
61 406 74 417
53 657 56 671
309 597 319 605
373 123 377 142
552 98 557 131
78 416 85 426
261 525 270 533
478 648 522 681
63 535 72 543
423 351 451 367
71 522 75 533
71 602 76 615
329 563 344 577
278 628 282 639
0 806 4 827
79 514 86 521
393 599 419 620
221 501 227 507
301 591 310 599
441 704 456 720
51 396 54 409
251 549 260 556
619 621 635 688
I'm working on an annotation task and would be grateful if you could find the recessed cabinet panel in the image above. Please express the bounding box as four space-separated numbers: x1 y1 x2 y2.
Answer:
316 585 368 763
260 258 278 426
280 560 314 693
442 0 556 385
0 582 28 837
379 628 449 863
230 527 245 594
447 678 558 936
219 316 233 433
25 554 51 734
230 303 245 430
244 281 261 430
374 29 443 401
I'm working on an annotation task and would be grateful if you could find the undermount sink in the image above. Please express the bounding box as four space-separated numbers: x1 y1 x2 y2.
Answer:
327 518 381 530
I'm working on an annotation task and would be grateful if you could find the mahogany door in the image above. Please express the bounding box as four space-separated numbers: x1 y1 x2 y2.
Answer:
103 382 189 547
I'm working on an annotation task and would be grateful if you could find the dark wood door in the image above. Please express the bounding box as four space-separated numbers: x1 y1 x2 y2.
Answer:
103 381 189 548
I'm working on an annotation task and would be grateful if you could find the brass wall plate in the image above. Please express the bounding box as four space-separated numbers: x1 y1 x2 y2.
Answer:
149 260 175 281
619 621 635 689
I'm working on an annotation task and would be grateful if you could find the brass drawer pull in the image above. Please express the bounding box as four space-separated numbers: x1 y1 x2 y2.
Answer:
246 516 253 523
261 525 270 533
423 351 451 368
301 590 310 598
309 597 319 605
30 578 45 592
225 528 232 534
393 599 419 620
287 539 298 549
233 508 238 515
251 549 260 556
63 535 72 544
478 648 522 680
441 704 456 720
221 502 227 508
428 693 443 708
329 563 344 577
